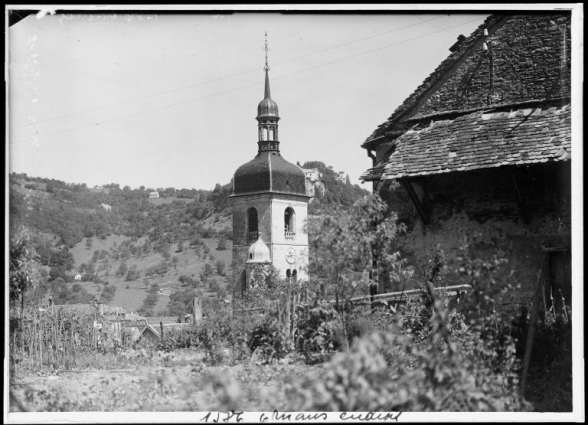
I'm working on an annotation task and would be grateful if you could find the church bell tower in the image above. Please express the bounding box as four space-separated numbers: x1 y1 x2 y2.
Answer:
230 34 310 292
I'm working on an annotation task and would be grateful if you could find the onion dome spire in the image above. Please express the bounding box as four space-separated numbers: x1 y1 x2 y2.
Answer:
257 32 279 122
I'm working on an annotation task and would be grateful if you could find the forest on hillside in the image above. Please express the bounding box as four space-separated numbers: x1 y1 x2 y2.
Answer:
8 164 369 310
300 161 370 215
10 163 368 254
9 173 232 248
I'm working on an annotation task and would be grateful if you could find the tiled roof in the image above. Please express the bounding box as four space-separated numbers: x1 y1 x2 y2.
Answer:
145 316 182 325
363 13 571 147
54 304 97 314
232 151 308 197
363 105 570 180
363 15 500 145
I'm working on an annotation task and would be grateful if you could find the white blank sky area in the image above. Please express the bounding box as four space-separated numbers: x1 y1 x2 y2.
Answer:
8 12 489 190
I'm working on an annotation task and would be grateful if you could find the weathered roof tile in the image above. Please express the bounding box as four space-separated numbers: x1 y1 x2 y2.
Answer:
369 105 572 180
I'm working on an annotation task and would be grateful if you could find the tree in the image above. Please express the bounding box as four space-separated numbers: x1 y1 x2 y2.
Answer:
91 249 100 263
176 240 184 253
125 265 139 281
208 278 220 293
202 263 214 280
178 275 194 286
101 285 116 302
215 260 226 276
49 249 75 272
142 241 152 257
218 287 227 300
171 255 179 269
120 246 131 260
85 262 96 275
9 228 41 308
49 265 68 282
138 292 158 316
166 288 197 316
216 236 227 251
116 261 128 278
306 193 413 350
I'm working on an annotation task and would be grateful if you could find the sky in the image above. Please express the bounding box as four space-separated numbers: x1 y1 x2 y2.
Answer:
8 6 491 191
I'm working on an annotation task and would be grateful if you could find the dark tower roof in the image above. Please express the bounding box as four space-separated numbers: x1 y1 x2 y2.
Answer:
233 151 307 196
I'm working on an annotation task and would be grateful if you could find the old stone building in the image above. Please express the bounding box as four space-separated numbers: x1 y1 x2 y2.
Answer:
231 42 310 291
361 13 572 310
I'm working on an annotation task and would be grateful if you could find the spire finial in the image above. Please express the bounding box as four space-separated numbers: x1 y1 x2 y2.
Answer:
264 31 269 71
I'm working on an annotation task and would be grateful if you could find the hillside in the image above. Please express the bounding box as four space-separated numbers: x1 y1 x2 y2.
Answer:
9 161 369 315
301 161 371 215
68 235 232 315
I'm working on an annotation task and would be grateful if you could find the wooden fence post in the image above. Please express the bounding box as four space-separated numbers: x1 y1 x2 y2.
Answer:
521 263 545 396
193 297 202 325
39 317 43 368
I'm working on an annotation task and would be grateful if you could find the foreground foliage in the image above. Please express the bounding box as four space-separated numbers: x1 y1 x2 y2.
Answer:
9 195 572 413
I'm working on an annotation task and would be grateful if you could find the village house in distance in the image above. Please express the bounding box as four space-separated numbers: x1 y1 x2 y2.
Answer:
361 13 572 312
230 37 310 291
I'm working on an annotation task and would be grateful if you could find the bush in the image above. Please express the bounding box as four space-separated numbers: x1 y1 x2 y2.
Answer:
514 307 572 411
248 319 293 364
288 317 530 412
295 302 339 364
215 260 226 276
156 319 252 366
216 237 227 251
101 285 116 302
285 246 533 412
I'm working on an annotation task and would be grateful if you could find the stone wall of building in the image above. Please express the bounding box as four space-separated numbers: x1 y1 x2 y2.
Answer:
231 193 310 285
381 161 571 294
269 196 310 281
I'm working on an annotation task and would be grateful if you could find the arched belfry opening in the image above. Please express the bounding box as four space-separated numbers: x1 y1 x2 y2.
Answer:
285 207 295 239
286 269 298 283
247 207 258 242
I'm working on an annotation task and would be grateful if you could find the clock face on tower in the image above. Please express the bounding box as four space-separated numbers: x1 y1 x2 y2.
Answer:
285 247 297 264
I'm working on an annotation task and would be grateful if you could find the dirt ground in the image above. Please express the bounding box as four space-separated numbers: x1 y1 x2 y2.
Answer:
9 350 316 413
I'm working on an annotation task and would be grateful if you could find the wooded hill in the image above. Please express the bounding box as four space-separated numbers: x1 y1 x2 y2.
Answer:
9 163 369 315
300 161 370 215
10 163 369 250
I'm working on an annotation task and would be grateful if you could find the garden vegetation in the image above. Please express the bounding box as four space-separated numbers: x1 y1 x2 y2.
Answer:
9 195 571 412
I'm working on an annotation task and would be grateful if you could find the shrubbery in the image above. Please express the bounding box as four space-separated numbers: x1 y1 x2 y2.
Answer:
9 194 573 412
157 318 251 366
295 302 340 364
248 319 293 363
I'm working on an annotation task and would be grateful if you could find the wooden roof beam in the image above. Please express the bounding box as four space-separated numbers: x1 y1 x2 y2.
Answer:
401 179 429 225
510 170 530 224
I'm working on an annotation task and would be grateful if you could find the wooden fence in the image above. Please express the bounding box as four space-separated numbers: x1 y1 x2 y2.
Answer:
9 306 97 374
230 284 475 341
